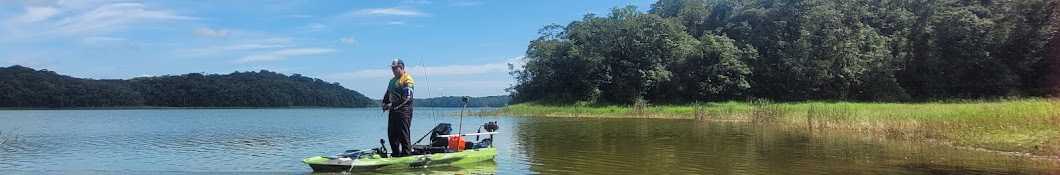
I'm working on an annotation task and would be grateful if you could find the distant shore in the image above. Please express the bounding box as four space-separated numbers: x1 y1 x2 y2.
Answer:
484 99 1060 158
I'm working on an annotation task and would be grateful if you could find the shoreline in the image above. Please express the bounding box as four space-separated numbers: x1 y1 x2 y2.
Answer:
483 99 1060 158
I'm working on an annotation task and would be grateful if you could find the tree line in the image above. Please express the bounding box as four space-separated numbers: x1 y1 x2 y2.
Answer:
0 65 374 108
509 0 1060 104
382 95 511 108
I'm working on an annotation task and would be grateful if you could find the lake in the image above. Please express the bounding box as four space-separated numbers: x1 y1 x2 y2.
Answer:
0 108 1057 174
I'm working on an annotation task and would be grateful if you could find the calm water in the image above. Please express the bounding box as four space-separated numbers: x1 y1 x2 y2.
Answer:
0 108 1057 174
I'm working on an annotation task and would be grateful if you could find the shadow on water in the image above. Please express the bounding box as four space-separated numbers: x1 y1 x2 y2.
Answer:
515 117 1060 174
898 163 1047 175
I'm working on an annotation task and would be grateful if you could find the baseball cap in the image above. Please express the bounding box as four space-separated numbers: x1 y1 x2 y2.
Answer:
390 59 404 68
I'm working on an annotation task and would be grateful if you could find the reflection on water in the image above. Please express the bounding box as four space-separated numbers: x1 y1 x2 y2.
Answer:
0 108 520 174
0 109 1057 174
516 118 1060 174
306 161 498 175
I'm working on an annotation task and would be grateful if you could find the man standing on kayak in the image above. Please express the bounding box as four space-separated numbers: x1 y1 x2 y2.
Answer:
382 59 414 157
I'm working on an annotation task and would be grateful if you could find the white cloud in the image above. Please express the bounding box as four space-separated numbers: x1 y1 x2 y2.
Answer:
449 1 482 6
322 56 523 79
430 80 513 91
79 36 141 50
508 55 526 71
259 37 293 43
17 6 62 23
325 69 390 79
340 37 357 44
0 2 195 43
235 48 336 63
353 7 429 16
268 67 298 73
195 44 287 56
227 44 287 50
304 23 325 31
239 66 298 73
402 0 432 5
186 38 293 57
51 3 194 34
194 27 229 39
386 21 406 25
7 0 117 11
55 0 124 10
81 36 125 44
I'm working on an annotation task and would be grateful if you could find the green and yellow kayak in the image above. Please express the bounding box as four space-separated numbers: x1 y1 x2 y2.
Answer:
302 147 497 172
304 121 500 173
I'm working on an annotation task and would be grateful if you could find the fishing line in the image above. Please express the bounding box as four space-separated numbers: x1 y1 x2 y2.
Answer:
418 55 436 122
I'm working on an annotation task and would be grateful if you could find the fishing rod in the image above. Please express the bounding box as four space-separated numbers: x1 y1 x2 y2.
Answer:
419 55 432 101
410 55 439 146
418 55 437 118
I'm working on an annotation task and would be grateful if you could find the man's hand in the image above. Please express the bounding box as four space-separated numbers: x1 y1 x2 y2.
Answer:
382 103 391 111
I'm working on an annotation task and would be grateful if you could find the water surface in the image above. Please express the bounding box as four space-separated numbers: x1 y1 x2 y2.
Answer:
0 109 1056 174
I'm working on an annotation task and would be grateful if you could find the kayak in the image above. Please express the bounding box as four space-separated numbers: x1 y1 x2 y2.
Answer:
302 147 497 172
302 121 500 173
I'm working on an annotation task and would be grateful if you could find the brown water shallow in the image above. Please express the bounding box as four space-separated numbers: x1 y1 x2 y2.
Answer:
515 117 1060 174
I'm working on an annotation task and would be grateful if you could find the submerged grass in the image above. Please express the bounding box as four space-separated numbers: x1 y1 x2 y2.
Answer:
484 99 1060 157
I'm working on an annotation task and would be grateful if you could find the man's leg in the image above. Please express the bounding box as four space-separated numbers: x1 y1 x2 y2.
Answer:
387 116 401 157
399 116 413 156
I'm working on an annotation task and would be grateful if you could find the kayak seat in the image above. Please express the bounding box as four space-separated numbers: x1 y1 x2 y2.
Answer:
429 123 452 147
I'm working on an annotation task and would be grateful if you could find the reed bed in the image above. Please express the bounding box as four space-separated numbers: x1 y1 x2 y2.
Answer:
485 99 1060 157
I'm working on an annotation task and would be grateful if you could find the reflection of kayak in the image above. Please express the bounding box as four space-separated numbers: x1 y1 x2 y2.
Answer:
367 160 499 175
419 160 499 174
302 122 500 173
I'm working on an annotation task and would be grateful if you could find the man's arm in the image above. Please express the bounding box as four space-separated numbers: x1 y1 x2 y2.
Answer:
393 83 413 109
382 89 391 111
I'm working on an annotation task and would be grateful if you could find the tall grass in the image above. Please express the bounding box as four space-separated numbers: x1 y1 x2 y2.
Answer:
486 99 1060 157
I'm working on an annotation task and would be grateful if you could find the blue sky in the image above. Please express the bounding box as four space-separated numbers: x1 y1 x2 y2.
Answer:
0 0 655 98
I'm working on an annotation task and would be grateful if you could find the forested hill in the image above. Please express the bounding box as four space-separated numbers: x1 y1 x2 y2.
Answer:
0 65 374 108
416 95 512 107
510 0 1060 104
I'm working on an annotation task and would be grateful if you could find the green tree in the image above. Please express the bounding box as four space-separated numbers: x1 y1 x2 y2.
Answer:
510 24 604 103
663 34 754 102
567 5 695 104
508 0 1059 103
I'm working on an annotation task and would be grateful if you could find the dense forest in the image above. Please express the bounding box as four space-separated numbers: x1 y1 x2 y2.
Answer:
376 95 511 108
509 0 1060 104
0 65 374 108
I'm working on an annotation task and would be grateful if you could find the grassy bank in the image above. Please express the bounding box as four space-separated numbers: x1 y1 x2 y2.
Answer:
485 99 1060 157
